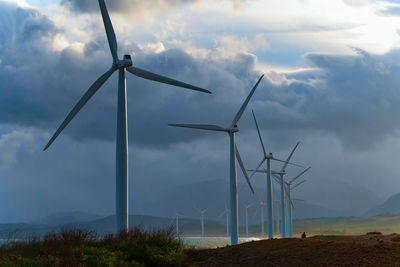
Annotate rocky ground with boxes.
[186,232,400,266]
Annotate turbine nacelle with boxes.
[116,54,133,68]
[228,125,239,133]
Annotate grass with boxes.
[0,227,185,266]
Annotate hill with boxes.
[186,233,400,266]
[365,193,400,217]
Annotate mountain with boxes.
[294,179,382,216]
[365,193,400,217]
[31,211,103,226]
[137,179,342,223]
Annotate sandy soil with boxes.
[186,232,400,266]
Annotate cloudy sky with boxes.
[2,0,400,222]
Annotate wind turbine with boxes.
[250,110,303,239]
[273,167,310,237]
[43,0,211,234]
[285,179,307,237]
[273,142,300,238]
[218,202,230,238]
[243,203,252,238]
[169,75,264,245]
[175,213,185,237]
[195,207,208,239]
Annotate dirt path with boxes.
[186,233,400,266]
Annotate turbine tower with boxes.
[169,75,264,245]
[260,201,265,237]
[275,199,280,236]
[43,0,211,234]
[250,110,303,239]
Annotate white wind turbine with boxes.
[194,207,208,239]
[169,75,264,245]
[43,0,211,234]
[250,110,303,239]
[243,203,252,238]
[274,142,300,238]
[218,202,230,239]
[175,213,185,237]
[273,167,310,237]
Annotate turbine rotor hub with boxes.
[116,54,133,68]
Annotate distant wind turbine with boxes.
[43,0,211,234]
[243,203,252,238]
[169,75,264,245]
[218,202,230,238]
[250,110,304,239]
[194,207,208,239]
[175,213,184,237]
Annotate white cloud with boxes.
[0,129,36,169]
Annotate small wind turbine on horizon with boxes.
[243,203,252,238]
[249,110,304,239]
[169,75,264,245]
[175,213,185,237]
[194,207,208,239]
[218,202,230,239]
[43,0,211,234]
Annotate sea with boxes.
[180,236,261,248]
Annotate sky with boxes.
[2,0,400,222]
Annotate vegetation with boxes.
[0,227,185,266]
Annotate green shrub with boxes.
[0,227,184,266]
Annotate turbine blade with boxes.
[291,180,306,190]
[98,0,118,62]
[252,110,267,157]
[44,66,116,151]
[168,124,228,132]
[235,144,255,194]
[272,175,281,184]
[247,169,267,173]
[290,167,311,184]
[230,74,264,127]
[218,210,226,218]
[281,142,300,172]
[250,158,266,178]
[272,157,305,168]
[127,66,211,94]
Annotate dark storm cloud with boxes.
[2,1,400,152]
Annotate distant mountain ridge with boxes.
[365,193,400,217]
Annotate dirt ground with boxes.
[186,232,400,266]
